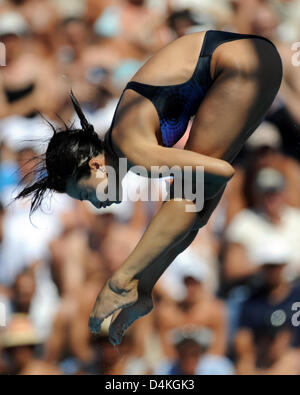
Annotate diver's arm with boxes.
[126,141,235,179]
[110,142,234,287]
[88,139,234,329]
[139,143,234,199]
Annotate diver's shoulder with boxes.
[172,30,207,49]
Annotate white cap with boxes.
[255,167,286,194]
[180,262,208,283]
[252,236,292,265]
[169,326,214,348]
[246,122,282,150]
[0,115,53,154]
[0,12,29,37]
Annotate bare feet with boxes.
[88,278,139,335]
[108,291,153,346]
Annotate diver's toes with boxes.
[88,316,102,334]
[109,322,124,346]
[109,334,121,346]
[109,326,122,346]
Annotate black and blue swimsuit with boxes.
[104,30,274,154]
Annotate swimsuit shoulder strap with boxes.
[104,89,127,158]
[104,81,158,157]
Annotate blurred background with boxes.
[1,0,300,375]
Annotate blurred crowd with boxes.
[1,0,300,375]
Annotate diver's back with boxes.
[130,32,207,87]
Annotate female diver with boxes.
[17,30,282,345]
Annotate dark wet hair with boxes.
[15,91,104,214]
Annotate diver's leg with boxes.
[186,38,282,228]
[89,227,197,336]
[88,199,198,335]
[108,229,199,345]
[186,38,282,163]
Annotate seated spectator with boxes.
[94,0,171,58]
[234,240,300,374]
[231,0,279,38]
[176,272,227,356]
[0,314,62,375]
[2,269,59,342]
[95,330,151,375]
[236,328,300,375]
[86,0,113,24]
[225,141,300,225]
[275,40,300,160]
[0,11,58,119]
[160,228,220,294]
[167,9,215,38]
[154,327,234,375]
[1,0,59,33]
[224,167,300,286]
[154,264,228,362]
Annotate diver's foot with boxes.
[88,278,139,335]
[108,292,154,346]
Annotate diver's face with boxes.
[66,174,118,209]
[65,155,120,209]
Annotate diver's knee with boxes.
[204,171,233,200]
[191,211,210,230]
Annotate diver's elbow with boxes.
[220,161,235,180]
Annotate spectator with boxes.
[177,274,227,356]
[154,327,234,375]
[225,133,300,225]
[167,9,212,38]
[1,269,59,341]
[234,237,300,374]
[224,168,300,286]
[94,0,171,58]
[0,10,58,119]
[0,314,62,375]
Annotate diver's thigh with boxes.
[186,41,282,163]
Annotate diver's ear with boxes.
[88,155,105,174]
